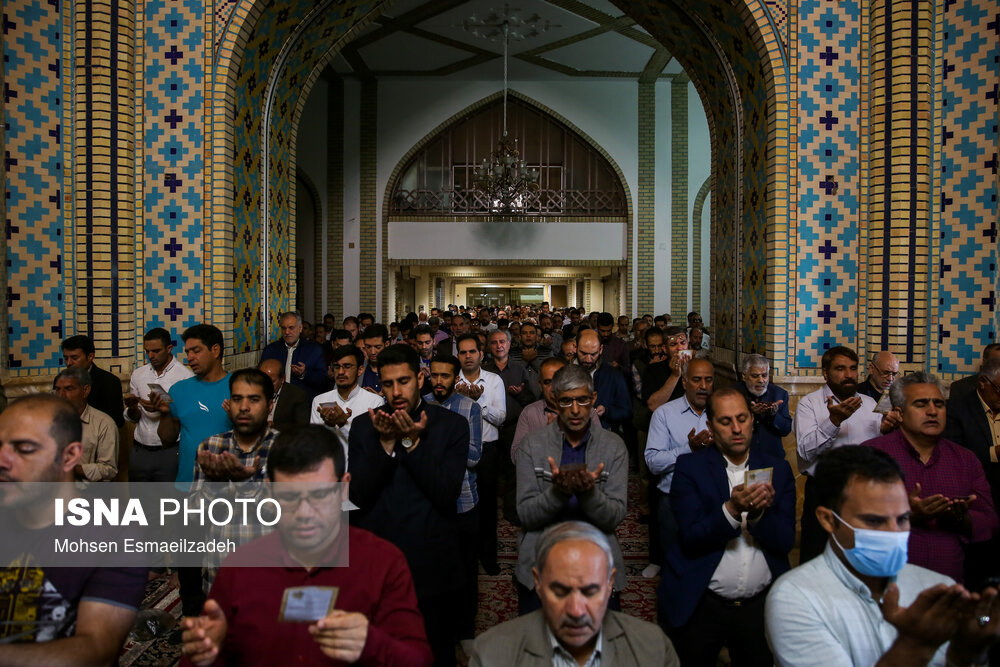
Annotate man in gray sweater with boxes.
[515,364,629,615]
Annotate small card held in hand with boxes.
[746,467,773,486]
[278,586,339,622]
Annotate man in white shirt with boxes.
[645,355,715,570]
[124,327,193,482]
[794,345,897,561]
[456,332,506,575]
[766,445,1000,667]
[661,388,795,666]
[310,344,385,457]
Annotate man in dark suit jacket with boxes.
[944,355,1000,588]
[949,343,1000,401]
[348,344,468,667]
[577,330,630,430]
[258,358,310,431]
[659,388,795,667]
[59,334,125,427]
[259,312,328,396]
[736,353,791,460]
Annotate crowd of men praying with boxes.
[3,303,1000,666]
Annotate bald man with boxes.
[576,330,631,430]
[258,358,310,431]
[859,351,899,403]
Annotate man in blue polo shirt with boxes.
[152,323,232,618]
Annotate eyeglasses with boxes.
[556,396,594,408]
[331,363,357,371]
[874,366,899,378]
[273,486,339,510]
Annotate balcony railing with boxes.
[389,188,627,217]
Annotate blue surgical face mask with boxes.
[830,510,909,578]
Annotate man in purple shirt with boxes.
[864,372,998,581]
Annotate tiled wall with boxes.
[792,0,864,368]
[935,0,999,374]
[4,0,66,371]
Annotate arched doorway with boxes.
[214,0,788,363]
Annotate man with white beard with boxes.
[735,354,791,460]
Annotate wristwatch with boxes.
[400,437,415,451]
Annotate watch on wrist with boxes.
[400,437,414,451]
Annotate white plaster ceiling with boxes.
[333,0,673,81]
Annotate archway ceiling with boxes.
[331,0,678,81]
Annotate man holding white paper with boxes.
[659,388,795,666]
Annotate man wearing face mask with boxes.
[766,445,1000,667]
[794,346,900,562]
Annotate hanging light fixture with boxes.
[470,12,540,212]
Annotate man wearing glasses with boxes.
[515,364,628,616]
[180,425,433,666]
[859,350,900,403]
[310,345,385,451]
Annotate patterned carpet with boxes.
[120,474,657,666]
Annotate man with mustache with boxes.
[646,355,715,570]
[736,353,791,460]
[470,521,679,666]
[423,353,482,657]
[865,372,997,581]
[794,345,899,562]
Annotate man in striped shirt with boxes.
[190,368,279,592]
[423,353,482,656]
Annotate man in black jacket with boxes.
[348,344,469,666]
[60,335,125,428]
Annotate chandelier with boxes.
[468,9,541,212]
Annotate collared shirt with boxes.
[361,362,382,393]
[549,625,603,667]
[646,395,708,493]
[310,384,386,455]
[512,400,556,464]
[425,392,482,513]
[201,527,433,667]
[976,392,1000,462]
[560,429,592,513]
[125,357,193,446]
[191,428,280,591]
[710,458,772,598]
[283,339,300,382]
[459,368,506,442]
[865,429,999,581]
[765,542,951,667]
[794,385,882,476]
[79,404,119,481]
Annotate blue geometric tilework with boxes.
[231,0,379,353]
[764,0,790,51]
[4,0,65,369]
[266,0,379,333]
[937,0,999,374]
[141,0,205,347]
[794,0,862,368]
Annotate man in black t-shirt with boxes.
[0,394,146,661]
